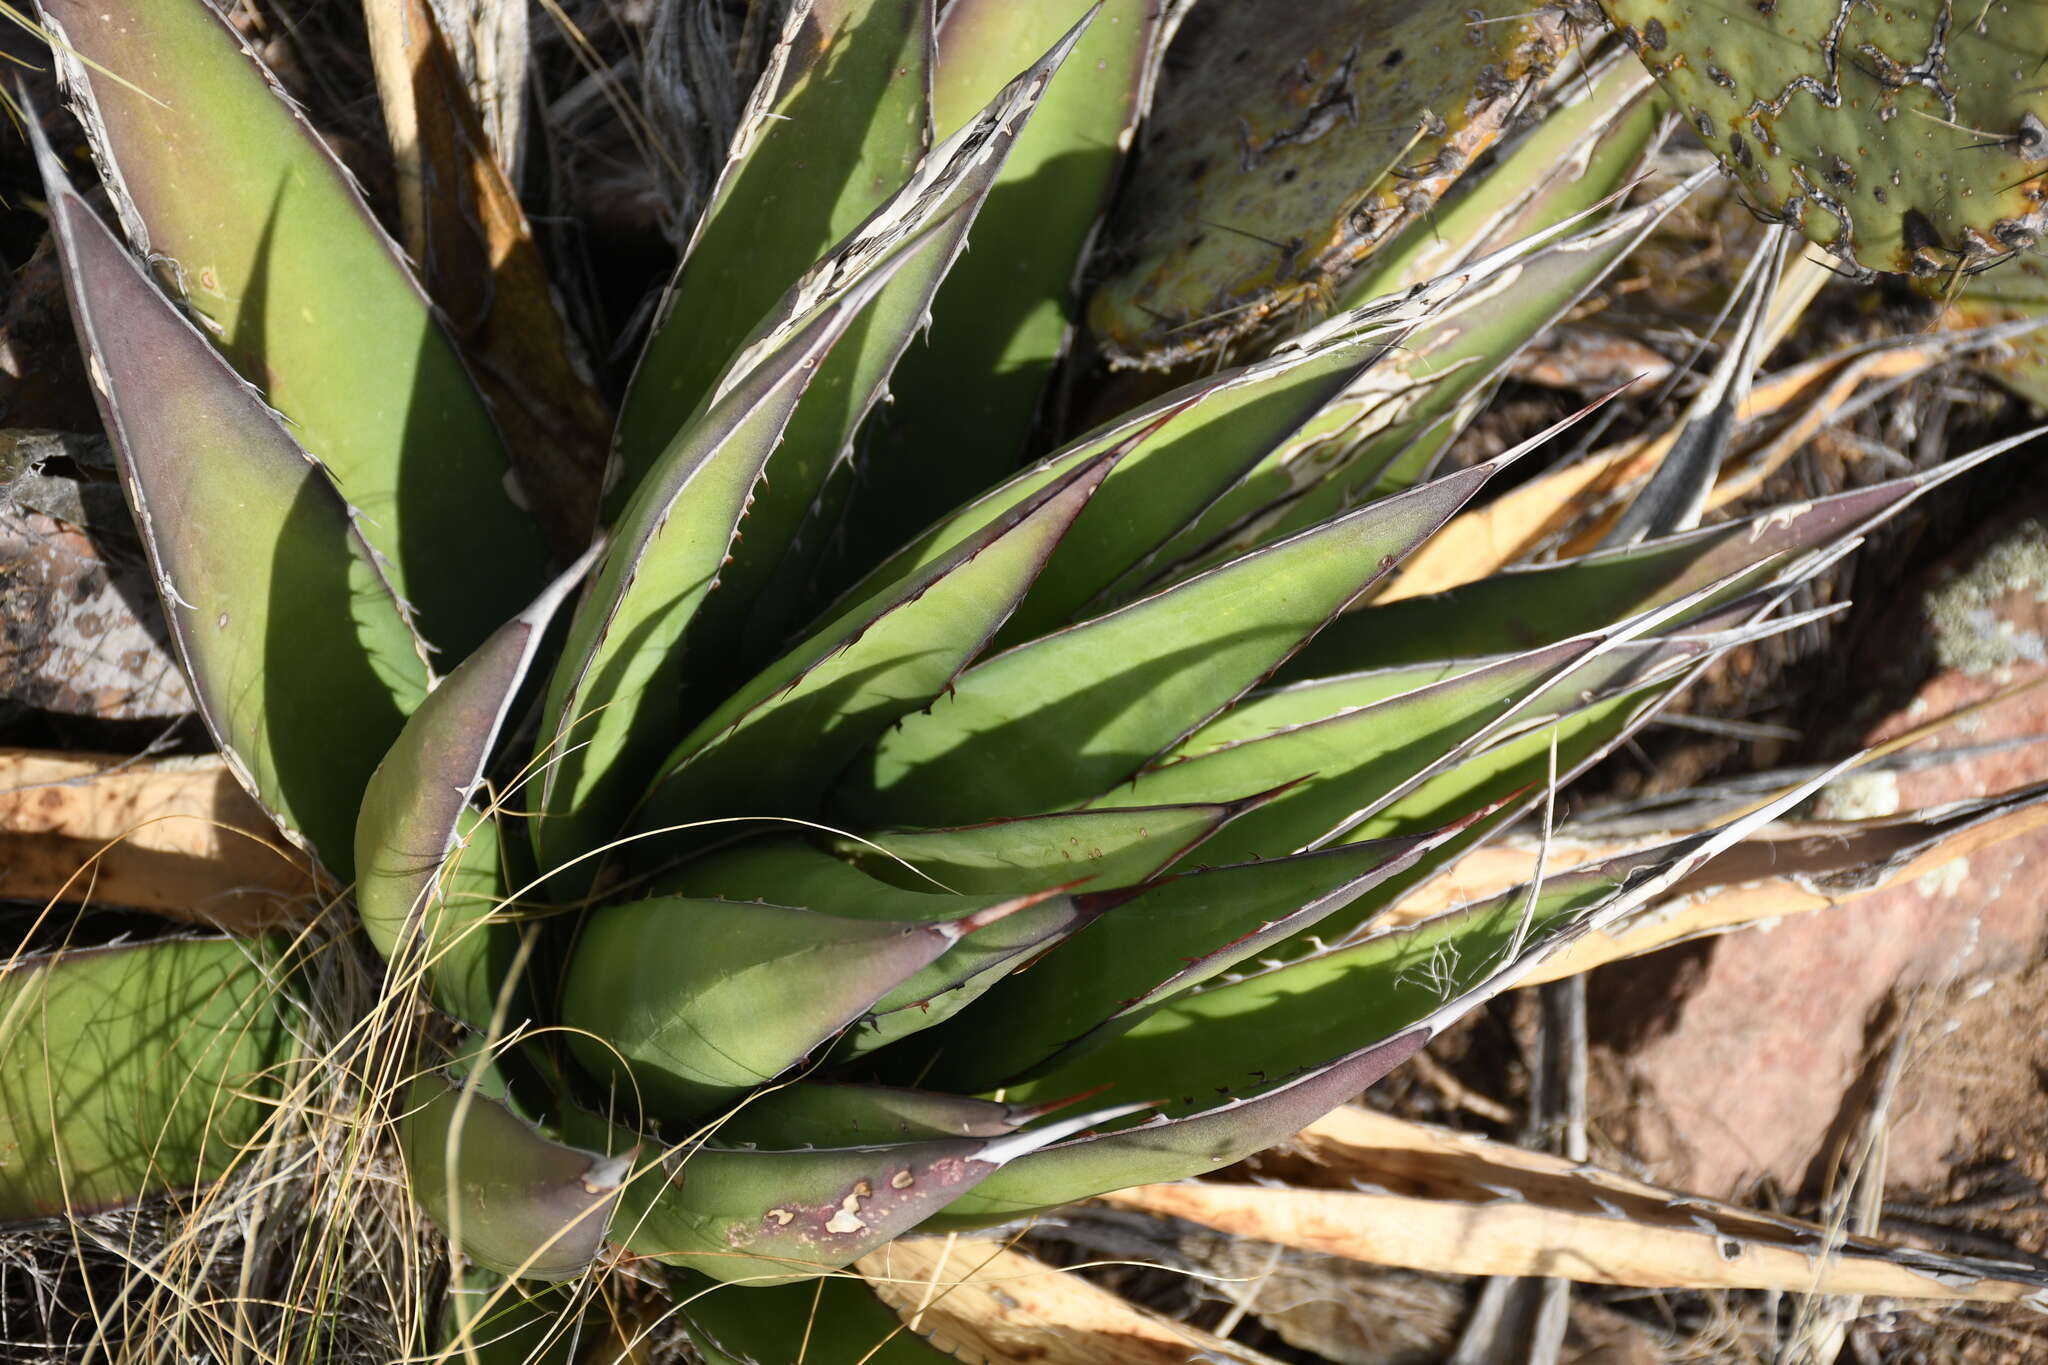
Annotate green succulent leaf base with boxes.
[4,0,2042,1359]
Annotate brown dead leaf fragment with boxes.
[365,0,611,558]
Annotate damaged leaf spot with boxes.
[824,1180,872,1235]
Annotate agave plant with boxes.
[3,0,2043,1360]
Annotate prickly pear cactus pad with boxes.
[1600,0,2048,278]
[1087,0,1573,368]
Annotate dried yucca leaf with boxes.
[1106,1105,2048,1303]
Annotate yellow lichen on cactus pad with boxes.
[1087,0,1574,369]
[1600,0,2048,278]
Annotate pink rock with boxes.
[1591,516,2048,1198]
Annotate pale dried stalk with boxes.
[0,748,317,929]
[857,1235,1285,1365]
[1104,1106,2048,1304]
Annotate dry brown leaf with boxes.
[0,748,318,928]
[857,1236,1283,1365]
[364,0,611,558]
[1104,1106,2048,1304]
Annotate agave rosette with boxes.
[4,0,2040,1357]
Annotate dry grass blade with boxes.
[364,0,613,558]
[0,922,440,1364]
[857,1235,1285,1365]
[1103,1105,2048,1303]
[0,748,318,928]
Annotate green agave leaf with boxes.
[837,0,1163,563]
[612,0,934,511]
[665,12,1095,676]
[879,915,1129,1059]
[1329,597,1805,853]
[837,455,1507,826]
[1286,429,2043,676]
[908,827,1473,1094]
[1131,177,1701,587]
[400,1072,626,1281]
[655,839,1114,1064]
[712,1083,1026,1147]
[1268,595,1837,968]
[39,0,547,661]
[561,896,1018,1121]
[35,117,427,877]
[1016,798,1832,1120]
[1299,603,1843,955]
[1286,674,1729,958]
[1192,563,1824,749]
[1332,48,1667,311]
[356,550,596,1028]
[1194,630,1729,762]
[1315,689,1668,936]
[1124,605,1771,868]
[999,353,1416,648]
[1175,658,1498,754]
[636,451,1114,836]
[922,1028,1430,1231]
[652,837,1091,1057]
[1111,635,1606,866]
[835,891,1086,1059]
[654,835,1016,920]
[826,303,1424,627]
[833,798,1262,895]
[546,23,1100,864]
[676,1269,957,1364]
[0,939,294,1218]
[535,244,921,877]
[577,1106,1127,1284]
[932,769,1844,1227]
